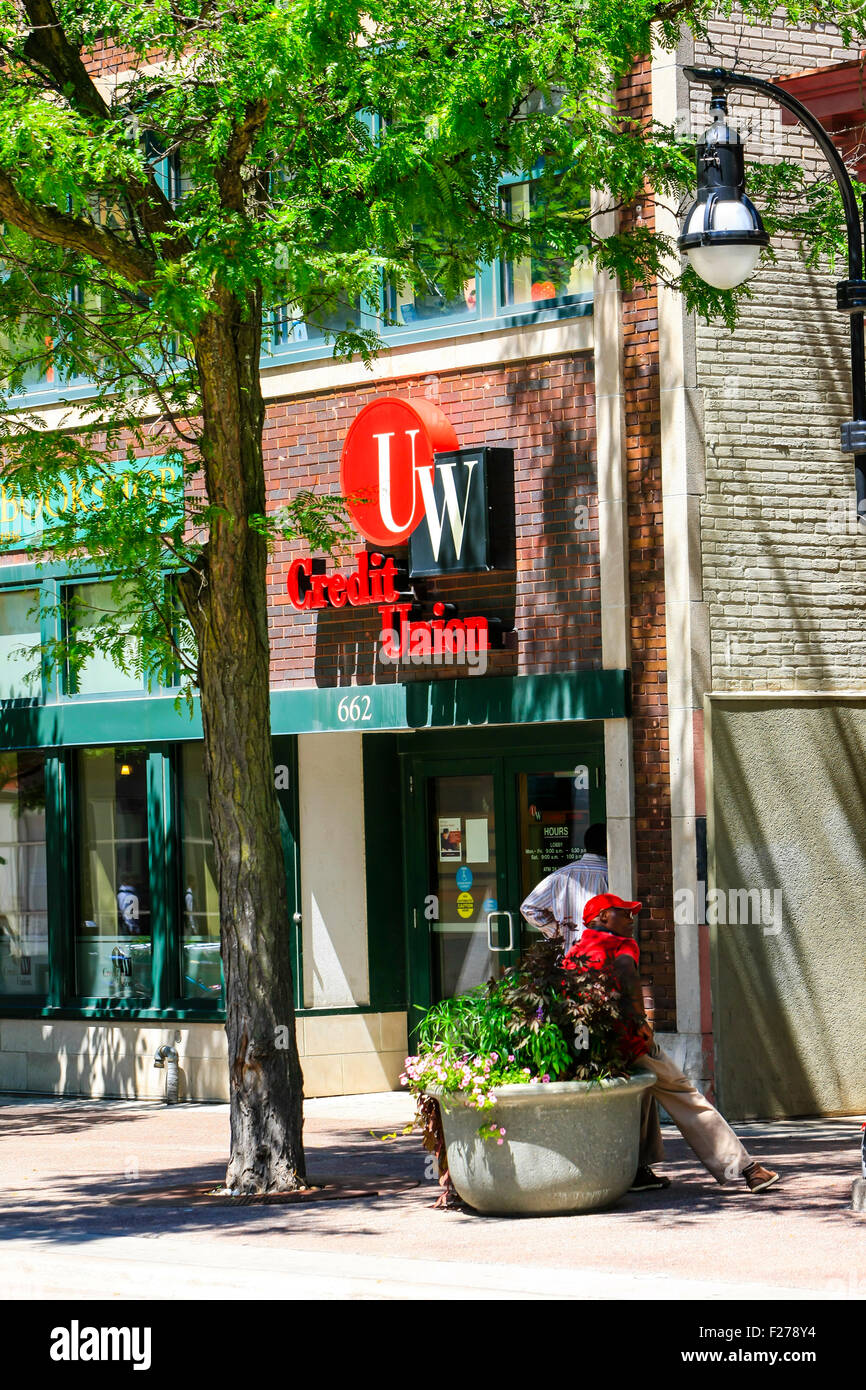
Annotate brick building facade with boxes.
[0,26,686,1095]
[620,60,676,1032]
[264,354,601,689]
[7,13,863,1116]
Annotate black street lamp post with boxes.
[680,66,866,519]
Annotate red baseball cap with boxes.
[583,893,642,926]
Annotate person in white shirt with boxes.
[117,882,140,935]
[519,823,608,952]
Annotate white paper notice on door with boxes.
[465,817,489,864]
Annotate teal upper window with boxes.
[271,294,362,348]
[264,160,592,364]
[499,176,592,310]
[388,258,479,330]
[0,589,41,700]
[64,580,147,697]
[145,136,184,205]
[10,137,592,401]
[0,566,182,709]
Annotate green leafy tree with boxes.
[0,0,861,1191]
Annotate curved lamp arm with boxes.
[684,64,866,515]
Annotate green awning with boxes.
[0,670,629,749]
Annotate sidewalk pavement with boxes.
[0,1090,862,1300]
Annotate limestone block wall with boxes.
[298,732,370,1010]
[706,696,866,1119]
[0,1012,408,1101]
[692,16,866,692]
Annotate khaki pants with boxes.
[638,1043,752,1184]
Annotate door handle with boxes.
[292,912,302,924]
[486,910,514,952]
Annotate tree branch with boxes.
[651,0,704,24]
[0,171,157,285]
[19,0,192,260]
[22,0,111,121]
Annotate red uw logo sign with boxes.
[340,397,459,547]
[287,395,513,670]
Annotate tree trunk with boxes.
[181,287,306,1193]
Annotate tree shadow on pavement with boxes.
[0,1110,860,1253]
[0,1097,220,1137]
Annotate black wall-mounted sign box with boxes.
[408,446,515,578]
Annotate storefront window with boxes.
[66,581,143,695]
[76,746,151,999]
[500,180,593,308]
[0,589,41,699]
[180,744,222,1002]
[0,753,48,996]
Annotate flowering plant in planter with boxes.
[401,937,650,1205]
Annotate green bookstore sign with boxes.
[0,457,182,549]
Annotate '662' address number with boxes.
[337,695,373,723]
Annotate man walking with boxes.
[567,893,780,1194]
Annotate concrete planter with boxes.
[431,1070,656,1215]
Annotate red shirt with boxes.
[561,928,648,1060]
[562,927,639,972]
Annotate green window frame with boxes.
[0,740,228,1019]
[0,714,304,1021]
[61,578,152,699]
[7,138,183,406]
[263,117,592,363]
[0,568,306,1023]
[0,570,184,705]
[0,749,50,1001]
[496,164,592,315]
[263,204,592,368]
[176,741,223,1006]
[0,584,45,701]
[48,741,227,1014]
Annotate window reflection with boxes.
[0,753,48,995]
[393,268,478,327]
[518,770,591,908]
[0,319,53,388]
[76,746,151,998]
[0,589,41,699]
[180,744,222,1001]
[271,296,361,347]
[66,581,143,695]
[500,181,592,308]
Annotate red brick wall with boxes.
[83,40,163,77]
[618,58,675,1031]
[264,354,601,686]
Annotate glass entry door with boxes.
[404,738,605,1016]
[427,770,515,999]
[513,767,594,924]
